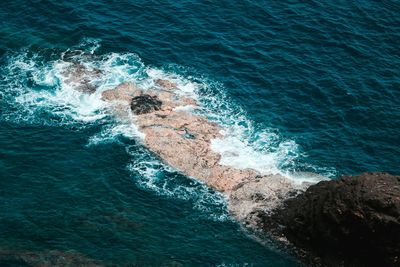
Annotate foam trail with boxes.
[127,146,230,221]
[88,122,145,146]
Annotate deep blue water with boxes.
[1,1,399,266]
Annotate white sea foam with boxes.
[173,105,197,112]
[211,137,282,176]
[88,122,145,146]
[1,50,107,125]
[127,147,229,221]
[146,68,199,99]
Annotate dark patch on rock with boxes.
[155,114,167,119]
[130,94,162,115]
[259,172,400,267]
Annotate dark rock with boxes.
[262,172,400,266]
[130,94,162,115]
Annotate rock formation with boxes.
[255,172,400,267]
[62,65,399,266]
[100,78,306,217]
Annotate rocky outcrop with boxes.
[256,172,400,267]
[99,81,306,204]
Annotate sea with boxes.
[0,1,399,266]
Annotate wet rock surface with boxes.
[230,175,307,223]
[259,172,400,267]
[154,79,177,90]
[101,82,139,102]
[61,63,101,94]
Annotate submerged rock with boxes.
[75,81,97,94]
[155,79,177,90]
[130,94,162,115]
[0,248,103,266]
[61,63,102,94]
[258,172,400,267]
[61,50,94,62]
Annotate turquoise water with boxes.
[1,1,399,266]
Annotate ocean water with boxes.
[0,1,399,266]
